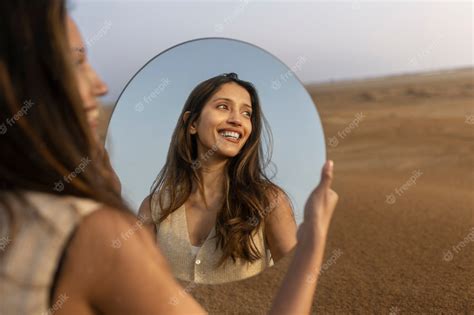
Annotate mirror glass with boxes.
[105,38,326,283]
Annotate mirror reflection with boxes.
[106,38,326,284]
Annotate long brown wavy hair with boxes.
[150,73,292,266]
[0,0,129,260]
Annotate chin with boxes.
[215,149,240,159]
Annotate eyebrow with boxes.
[212,97,252,109]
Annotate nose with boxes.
[227,110,242,126]
[90,68,109,97]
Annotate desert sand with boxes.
[100,67,473,314]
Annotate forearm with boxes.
[269,223,328,315]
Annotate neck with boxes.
[191,157,227,206]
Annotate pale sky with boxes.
[72,0,473,103]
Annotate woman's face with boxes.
[66,16,108,133]
[190,82,253,160]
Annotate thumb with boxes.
[319,160,334,191]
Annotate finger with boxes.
[319,160,334,190]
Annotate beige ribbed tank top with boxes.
[0,191,102,315]
[150,192,274,284]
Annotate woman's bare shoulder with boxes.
[138,195,158,237]
[265,186,294,218]
[138,195,153,222]
[54,206,205,314]
[63,206,164,274]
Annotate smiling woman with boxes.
[106,38,327,225]
[106,37,330,288]
[138,73,297,284]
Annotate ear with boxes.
[183,111,196,134]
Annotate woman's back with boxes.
[0,191,101,314]
[0,191,206,315]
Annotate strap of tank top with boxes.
[48,226,77,307]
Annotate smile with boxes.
[218,130,242,143]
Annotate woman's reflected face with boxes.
[190,82,253,159]
[66,16,108,133]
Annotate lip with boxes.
[219,134,240,144]
[89,120,99,130]
[218,130,243,144]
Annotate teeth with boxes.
[220,130,240,140]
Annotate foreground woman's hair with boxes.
[0,0,128,259]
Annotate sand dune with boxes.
[100,67,473,313]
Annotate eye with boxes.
[217,104,228,110]
[243,111,252,118]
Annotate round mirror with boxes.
[105,38,326,284]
